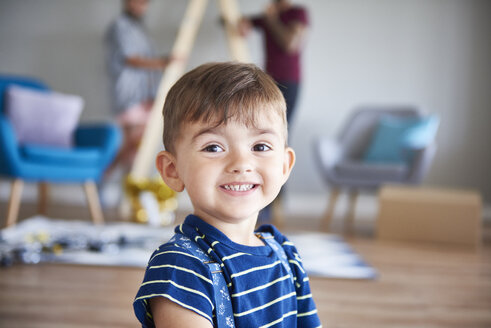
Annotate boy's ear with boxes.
[156,151,184,192]
[282,147,296,182]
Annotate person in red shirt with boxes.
[239,0,309,125]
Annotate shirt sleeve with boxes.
[250,15,265,29]
[292,7,309,26]
[112,18,139,58]
[133,243,216,327]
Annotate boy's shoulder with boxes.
[256,224,301,260]
[135,234,218,327]
[147,233,209,269]
[256,224,290,245]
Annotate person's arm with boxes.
[150,297,213,328]
[263,5,307,54]
[125,55,172,70]
[238,16,252,37]
[238,12,266,37]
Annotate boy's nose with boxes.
[226,150,253,174]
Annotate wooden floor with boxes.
[1,203,491,327]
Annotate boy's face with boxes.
[157,110,295,226]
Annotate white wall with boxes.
[1,0,490,202]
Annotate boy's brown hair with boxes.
[162,62,287,154]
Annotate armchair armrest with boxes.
[0,114,22,176]
[74,123,122,168]
[314,137,342,169]
[75,123,120,147]
[313,136,345,186]
[406,142,437,183]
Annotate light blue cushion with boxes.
[363,115,439,164]
[403,115,440,148]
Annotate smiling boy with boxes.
[134,62,321,327]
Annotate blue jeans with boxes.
[276,81,300,125]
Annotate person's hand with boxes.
[238,17,251,37]
[167,54,188,65]
[158,55,183,68]
[155,56,167,69]
[264,3,279,20]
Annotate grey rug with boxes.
[0,216,376,279]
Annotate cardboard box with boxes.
[377,185,482,248]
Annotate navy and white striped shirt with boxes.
[134,215,322,327]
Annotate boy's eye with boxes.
[253,143,272,152]
[202,144,224,153]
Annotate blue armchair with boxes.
[0,75,122,227]
[313,106,438,233]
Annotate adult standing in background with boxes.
[106,0,173,173]
[240,0,309,223]
[239,0,309,125]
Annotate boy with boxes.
[134,62,321,327]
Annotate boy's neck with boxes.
[194,213,264,247]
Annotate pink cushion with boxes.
[5,86,83,148]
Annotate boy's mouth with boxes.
[220,184,258,192]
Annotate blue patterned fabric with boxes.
[134,215,321,327]
[172,233,235,328]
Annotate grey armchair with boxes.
[313,106,438,233]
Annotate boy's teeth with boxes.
[224,184,254,191]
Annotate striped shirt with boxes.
[134,215,321,327]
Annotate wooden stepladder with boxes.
[122,0,251,221]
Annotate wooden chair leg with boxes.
[38,182,49,216]
[83,181,104,225]
[321,188,340,232]
[344,190,359,235]
[6,179,24,227]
